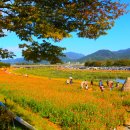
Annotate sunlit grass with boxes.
[0,93,60,130]
[14,67,130,80]
[0,67,130,129]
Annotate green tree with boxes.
[105,60,113,67]
[84,61,91,66]
[19,41,65,64]
[85,61,103,67]
[113,59,130,66]
[0,0,127,63]
[0,48,13,68]
[0,48,15,59]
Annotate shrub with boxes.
[0,106,12,130]
[0,62,10,68]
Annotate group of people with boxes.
[99,80,120,92]
[81,80,89,90]
[81,80,94,90]
[66,76,121,92]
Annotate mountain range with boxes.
[1,52,85,64]
[65,52,85,60]
[78,48,130,62]
[1,48,130,64]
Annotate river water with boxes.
[115,79,126,84]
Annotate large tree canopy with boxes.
[0,0,127,63]
[19,40,65,63]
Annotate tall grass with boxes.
[0,87,127,129]
[0,88,127,130]
[0,67,129,129]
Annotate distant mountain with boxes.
[1,52,85,64]
[114,48,130,59]
[2,58,28,64]
[2,58,49,64]
[64,52,85,60]
[78,48,130,62]
[2,49,130,64]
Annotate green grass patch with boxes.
[14,67,130,81]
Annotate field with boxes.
[0,66,130,129]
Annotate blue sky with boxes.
[0,0,130,58]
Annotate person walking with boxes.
[81,81,85,89]
[69,76,73,84]
[84,80,89,90]
[115,82,119,88]
[106,80,109,87]
[90,80,93,86]
[109,81,114,91]
[99,80,104,92]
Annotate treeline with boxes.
[0,62,10,68]
[84,59,130,67]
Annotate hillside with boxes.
[78,48,130,62]
[114,48,130,59]
[64,52,85,60]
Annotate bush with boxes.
[0,106,12,130]
[0,62,10,68]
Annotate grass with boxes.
[13,67,130,81]
[0,67,130,129]
[0,93,60,130]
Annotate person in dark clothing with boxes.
[69,76,73,84]
[106,80,109,87]
[115,82,119,88]
[90,80,93,86]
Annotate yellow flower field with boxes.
[0,68,129,130]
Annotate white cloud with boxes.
[6,46,21,52]
[6,46,22,58]
[2,29,10,35]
